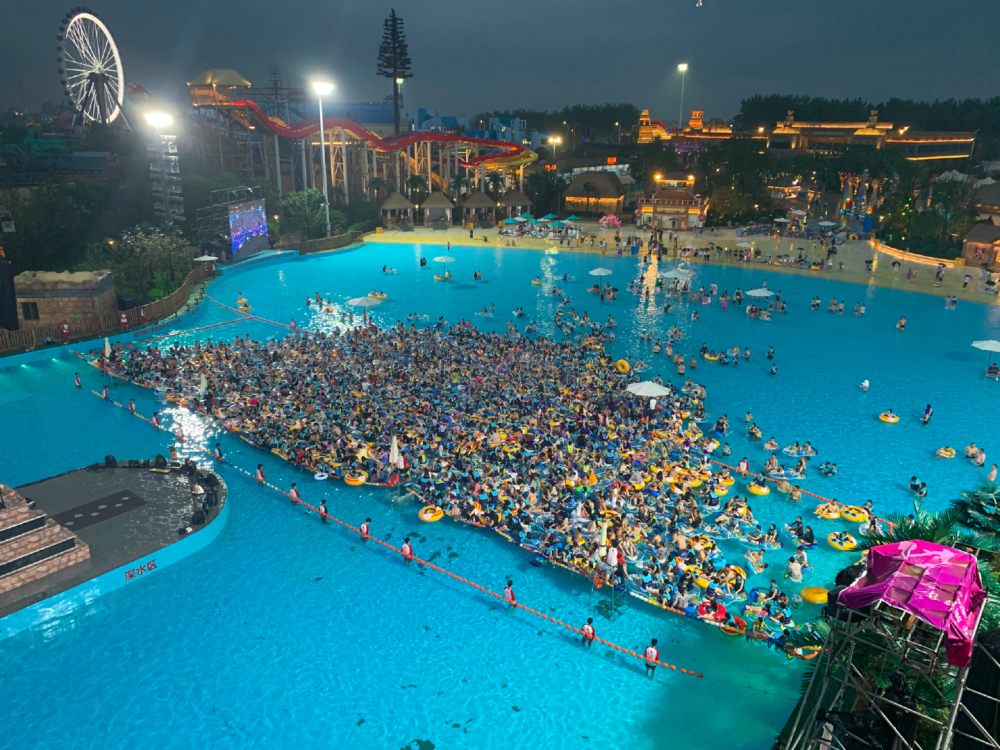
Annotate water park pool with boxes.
[2,242,998,750]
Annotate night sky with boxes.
[3,0,999,124]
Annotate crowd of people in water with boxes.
[87,302,856,653]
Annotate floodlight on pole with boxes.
[549,136,561,160]
[143,112,173,128]
[311,80,335,237]
[677,63,688,130]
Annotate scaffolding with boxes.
[192,186,263,260]
[786,597,1000,750]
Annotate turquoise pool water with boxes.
[2,243,997,750]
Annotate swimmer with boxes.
[644,638,660,677]
[581,617,596,648]
[769,364,777,375]
[401,537,414,561]
[814,500,839,517]
[503,579,516,607]
[359,518,371,539]
[936,447,955,459]
[763,437,779,451]
[766,347,774,359]
[897,316,907,331]
[921,404,933,425]
[860,379,869,392]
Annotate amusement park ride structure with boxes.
[187,68,537,204]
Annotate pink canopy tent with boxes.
[600,215,622,228]
[839,540,986,666]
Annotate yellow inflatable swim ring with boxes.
[720,477,735,486]
[828,533,857,551]
[531,279,542,285]
[747,484,770,496]
[419,505,444,522]
[323,307,335,313]
[879,413,899,423]
[433,274,447,282]
[368,292,388,300]
[840,506,868,523]
[344,471,368,486]
[704,354,719,361]
[616,359,630,374]
[801,586,829,604]
[714,485,729,497]
[936,447,956,458]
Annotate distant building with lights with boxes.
[635,172,705,229]
[634,108,976,162]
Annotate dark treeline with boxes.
[473,104,640,135]
[734,94,1000,159]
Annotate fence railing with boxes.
[0,263,209,354]
[288,231,364,255]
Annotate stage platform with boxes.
[0,461,227,622]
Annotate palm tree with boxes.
[583,182,597,217]
[450,175,470,200]
[950,482,1000,552]
[405,175,427,204]
[367,177,387,205]
[329,185,346,206]
[857,499,978,552]
[484,170,503,200]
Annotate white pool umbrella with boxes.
[746,288,775,297]
[736,242,754,248]
[818,221,836,227]
[589,268,613,276]
[389,435,400,465]
[193,255,218,262]
[791,210,807,216]
[103,337,111,358]
[660,270,690,279]
[348,296,381,307]
[626,381,671,397]
[973,340,1000,364]
[774,217,791,223]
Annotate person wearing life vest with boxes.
[74,372,81,388]
[359,518,371,540]
[503,580,516,607]
[102,386,109,400]
[318,499,328,524]
[120,312,128,329]
[129,399,136,413]
[581,617,596,648]
[644,638,660,677]
[401,537,414,561]
[255,464,265,484]
[288,482,300,502]
[213,443,223,462]
[151,411,160,427]
[62,320,70,340]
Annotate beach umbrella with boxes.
[193,255,218,262]
[791,210,807,216]
[528,219,543,225]
[566,215,581,221]
[774,217,790,224]
[660,269,690,279]
[103,337,111,358]
[432,255,455,276]
[199,374,208,395]
[520,213,535,219]
[972,340,1000,365]
[746,288,775,297]
[348,296,381,307]
[389,435,400,466]
[501,217,518,224]
[818,220,836,227]
[589,268,613,276]
[515,216,529,222]
[626,381,671,397]
[542,213,558,220]
[550,221,566,227]
[736,242,754,248]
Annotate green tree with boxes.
[376,9,413,134]
[406,175,428,204]
[83,224,197,304]
[483,171,502,200]
[524,171,568,216]
[950,483,1000,553]
[582,182,597,216]
[280,189,328,240]
[367,176,387,204]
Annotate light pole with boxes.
[677,63,688,129]
[615,121,620,144]
[549,136,561,162]
[311,80,335,237]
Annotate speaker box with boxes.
[191,510,206,525]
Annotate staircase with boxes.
[0,484,89,597]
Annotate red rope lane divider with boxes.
[709,459,897,531]
[130,318,246,346]
[205,294,322,335]
[89,390,704,678]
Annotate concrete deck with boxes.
[0,463,227,619]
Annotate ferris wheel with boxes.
[56,8,125,125]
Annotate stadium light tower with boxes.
[311,80,335,237]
